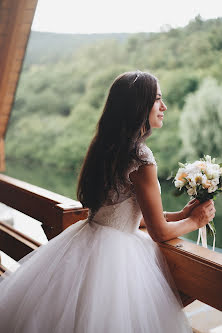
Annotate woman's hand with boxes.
[189,200,216,228]
[180,198,200,219]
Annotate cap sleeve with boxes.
[126,144,157,184]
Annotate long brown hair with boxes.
[77,71,157,212]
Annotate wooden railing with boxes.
[0,173,222,311]
[0,174,88,260]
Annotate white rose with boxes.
[187,187,197,196]
[211,178,219,186]
[175,180,184,188]
[208,185,218,193]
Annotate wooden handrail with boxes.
[158,237,222,311]
[0,220,41,261]
[0,173,89,239]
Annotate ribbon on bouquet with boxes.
[196,222,216,251]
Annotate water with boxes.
[3,160,222,250]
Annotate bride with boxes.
[0,71,215,332]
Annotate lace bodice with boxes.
[88,143,159,233]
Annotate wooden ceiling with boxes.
[0,0,38,171]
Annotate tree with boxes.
[179,78,222,161]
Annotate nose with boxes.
[161,101,167,111]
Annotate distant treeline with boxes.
[6,16,222,179]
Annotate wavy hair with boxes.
[77,71,157,212]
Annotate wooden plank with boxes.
[0,36,7,45]
[0,105,13,115]
[0,264,7,276]
[0,113,10,122]
[163,237,222,265]
[0,221,41,261]
[11,59,23,72]
[14,48,26,60]
[8,70,20,82]
[16,34,29,48]
[0,174,83,206]
[22,9,36,24]
[0,93,14,105]
[0,0,38,139]
[0,23,7,34]
[5,81,18,94]
[158,239,222,311]
[0,120,10,133]
[0,0,11,9]
[55,204,89,230]
[0,121,10,136]
[0,138,5,171]
[25,0,39,10]
[0,221,41,248]
[0,8,10,23]
[0,174,84,239]
[20,23,32,34]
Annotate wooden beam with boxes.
[0,0,11,9]
[55,204,89,230]
[0,263,8,276]
[0,220,41,261]
[0,137,5,171]
[158,238,222,311]
[0,174,88,239]
[0,0,38,138]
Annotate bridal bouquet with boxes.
[174,155,222,251]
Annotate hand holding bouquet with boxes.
[174,155,222,251]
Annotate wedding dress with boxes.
[0,143,192,332]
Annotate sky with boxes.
[32,0,222,34]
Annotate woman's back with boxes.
[88,143,157,233]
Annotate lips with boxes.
[158,115,164,119]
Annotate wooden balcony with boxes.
[0,172,221,316]
[0,173,88,260]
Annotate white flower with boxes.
[175,157,221,198]
[187,187,197,196]
[175,169,188,186]
[205,164,220,179]
[208,185,218,193]
[175,180,185,189]
[204,155,212,163]
[188,172,203,186]
[202,175,212,189]
[211,178,220,186]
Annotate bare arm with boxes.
[130,164,215,242]
[163,211,183,222]
[164,198,201,222]
[140,211,183,227]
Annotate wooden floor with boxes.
[184,300,222,333]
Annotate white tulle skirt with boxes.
[0,219,192,333]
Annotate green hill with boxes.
[6,16,222,179]
[23,31,131,67]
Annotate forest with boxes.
[6,16,222,181]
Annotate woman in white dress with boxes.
[0,71,215,333]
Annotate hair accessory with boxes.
[132,72,140,84]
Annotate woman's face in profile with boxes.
[149,83,167,128]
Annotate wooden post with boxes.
[0,0,38,142]
[0,137,5,171]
